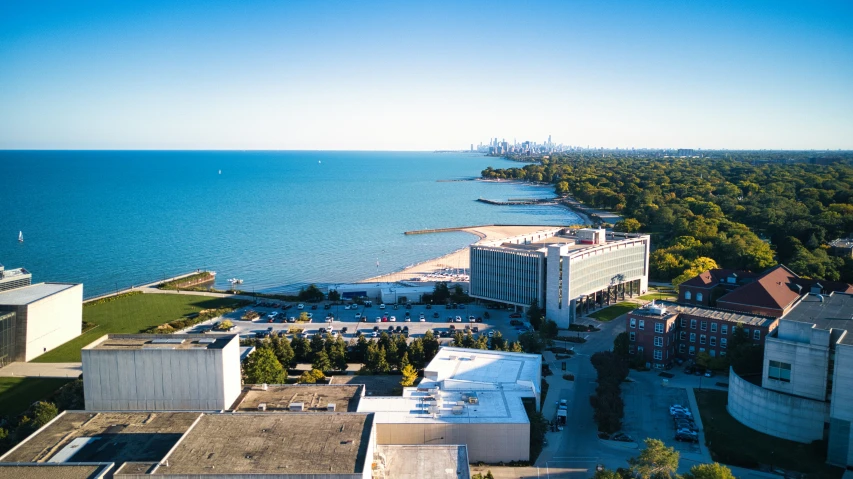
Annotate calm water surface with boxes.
[0,151,579,297]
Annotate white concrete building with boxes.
[0,282,83,362]
[357,347,542,463]
[81,334,241,411]
[470,228,650,326]
[0,264,32,292]
[727,292,853,468]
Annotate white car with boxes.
[344,305,351,310]
[330,331,338,338]
[375,317,382,322]
[488,331,494,338]
[390,316,396,322]
[468,316,475,322]
[297,304,305,310]
[455,316,462,322]
[355,313,362,319]
[379,304,386,309]
[372,331,379,338]
[419,317,426,322]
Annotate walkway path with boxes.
[0,362,82,378]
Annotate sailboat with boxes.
[18,231,23,243]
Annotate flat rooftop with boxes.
[83,334,235,351]
[358,388,529,424]
[153,413,373,475]
[630,301,777,327]
[784,293,853,345]
[1,412,200,464]
[231,384,363,412]
[0,464,111,479]
[0,267,30,279]
[376,445,470,479]
[425,347,542,393]
[490,231,647,255]
[0,282,79,305]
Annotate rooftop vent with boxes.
[289,402,304,412]
[258,403,266,411]
[452,405,464,415]
[327,403,336,412]
[197,338,216,344]
[151,338,185,344]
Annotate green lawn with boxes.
[695,389,843,478]
[0,377,72,418]
[587,302,637,322]
[638,292,676,301]
[34,294,243,363]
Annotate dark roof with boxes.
[679,269,758,289]
[716,265,804,312]
[784,293,853,345]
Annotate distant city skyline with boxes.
[1,1,852,150]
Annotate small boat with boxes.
[218,169,222,175]
[18,231,23,243]
[228,278,243,285]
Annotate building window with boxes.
[753,330,761,341]
[721,338,727,349]
[721,324,728,335]
[690,333,696,343]
[655,323,664,333]
[720,351,726,357]
[691,319,697,329]
[701,321,707,331]
[697,292,703,301]
[629,332,636,342]
[679,331,686,340]
[680,318,686,328]
[700,335,706,345]
[744,328,750,337]
[685,291,692,300]
[710,349,716,357]
[654,336,663,347]
[699,347,706,353]
[768,360,792,382]
[654,350,662,360]
[639,320,645,330]
[630,318,636,328]
[638,346,644,355]
[689,346,696,356]
[679,344,685,353]
[711,323,717,333]
[710,336,716,346]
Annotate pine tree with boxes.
[312,350,332,372]
[244,348,287,384]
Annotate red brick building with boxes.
[678,264,853,318]
[627,302,778,369]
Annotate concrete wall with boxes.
[762,333,830,402]
[373,422,529,463]
[23,284,83,361]
[829,344,853,467]
[83,342,241,411]
[728,367,829,444]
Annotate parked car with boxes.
[472,327,479,333]
[509,313,522,318]
[510,319,522,326]
[297,304,304,310]
[669,405,692,416]
[684,365,695,374]
[455,316,462,322]
[375,317,382,323]
[476,317,483,323]
[389,316,396,322]
[433,312,440,318]
[379,304,386,309]
[341,327,348,334]
[324,304,331,310]
[675,431,698,443]
[355,313,362,319]
[372,331,379,338]
[373,326,379,331]
[449,325,456,330]
[426,304,432,309]
[704,370,715,378]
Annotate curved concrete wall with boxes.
[727,367,829,443]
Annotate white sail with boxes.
[18,231,23,242]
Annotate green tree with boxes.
[329,339,348,371]
[400,364,418,387]
[216,319,234,331]
[540,319,558,339]
[510,341,523,352]
[432,282,451,304]
[672,257,719,288]
[613,332,629,359]
[363,342,390,374]
[518,331,548,354]
[298,311,311,322]
[298,284,325,302]
[592,469,623,479]
[628,438,680,479]
[490,330,506,351]
[422,330,440,362]
[408,339,426,370]
[312,350,332,372]
[527,300,544,330]
[683,463,736,479]
[614,218,642,233]
[32,401,58,428]
[328,289,341,301]
[292,336,311,363]
[271,335,295,368]
[243,348,287,384]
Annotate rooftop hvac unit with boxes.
[327,403,336,412]
[428,406,438,414]
[258,403,267,411]
[456,401,465,407]
[448,355,457,360]
[151,338,185,344]
[262,383,268,391]
[452,405,464,415]
[289,402,304,412]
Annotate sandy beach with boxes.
[360,225,567,283]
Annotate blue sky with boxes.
[1,0,851,150]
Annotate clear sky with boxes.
[1,0,851,150]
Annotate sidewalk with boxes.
[0,362,82,378]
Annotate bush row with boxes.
[589,351,629,434]
[141,302,249,334]
[158,272,215,290]
[84,290,142,307]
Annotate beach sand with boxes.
[360,225,565,283]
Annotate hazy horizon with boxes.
[2,1,852,150]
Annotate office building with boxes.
[627,301,778,369]
[81,334,242,411]
[470,228,650,326]
[358,347,541,463]
[0,282,83,363]
[829,238,853,258]
[0,265,32,292]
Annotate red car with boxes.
[509,313,522,318]
[381,316,388,322]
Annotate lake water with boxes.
[0,151,579,297]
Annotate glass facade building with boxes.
[0,311,16,368]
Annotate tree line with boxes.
[483,154,853,283]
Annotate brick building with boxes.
[627,301,778,369]
[678,264,853,318]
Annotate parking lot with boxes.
[622,376,702,456]
[181,300,529,345]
